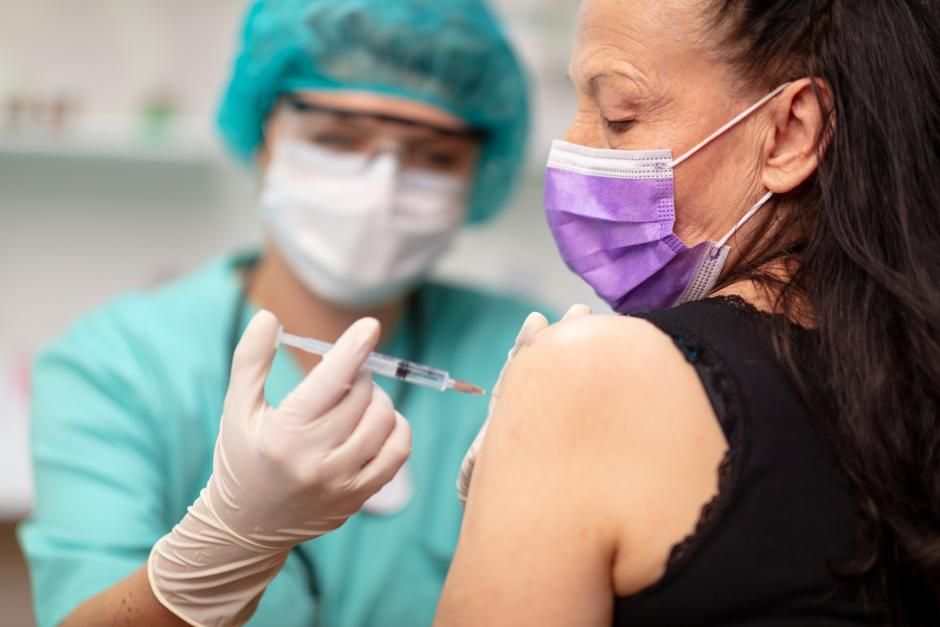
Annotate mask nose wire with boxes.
[669,82,791,169]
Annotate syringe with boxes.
[277,327,486,395]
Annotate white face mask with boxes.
[260,139,468,308]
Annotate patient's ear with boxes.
[760,78,831,194]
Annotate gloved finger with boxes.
[227,310,281,410]
[505,306,589,364]
[457,451,474,505]
[456,422,487,505]
[512,312,550,354]
[461,420,489,471]
[328,385,397,473]
[283,374,372,442]
[354,412,412,495]
[562,303,592,320]
[493,317,541,398]
[281,317,381,420]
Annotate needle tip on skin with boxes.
[453,380,486,396]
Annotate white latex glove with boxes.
[457,304,592,505]
[149,311,411,627]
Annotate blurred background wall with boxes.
[0,1,595,624]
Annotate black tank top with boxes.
[614,297,886,626]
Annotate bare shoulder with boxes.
[437,315,686,626]
[496,313,698,426]
[486,313,729,595]
[488,312,723,473]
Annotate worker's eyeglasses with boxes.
[274,96,486,175]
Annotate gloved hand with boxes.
[149,311,411,627]
[457,304,591,506]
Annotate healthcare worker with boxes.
[18,1,545,626]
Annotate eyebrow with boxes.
[588,68,645,94]
[570,53,647,93]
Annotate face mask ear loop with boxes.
[715,190,775,249]
[669,83,791,169]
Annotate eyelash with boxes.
[604,118,636,133]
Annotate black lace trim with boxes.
[702,294,815,333]
[699,294,780,321]
[664,448,734,569]
[617,298,751,604]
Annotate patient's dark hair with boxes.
[710,1,940,623]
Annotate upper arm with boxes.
[19,318,170,627]
[434,314,727,627]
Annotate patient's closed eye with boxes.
[604,118,636,134]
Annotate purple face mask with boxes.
[544,84,787,313]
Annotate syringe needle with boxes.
[451,380,486,396]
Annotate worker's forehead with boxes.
[289,90,470,132]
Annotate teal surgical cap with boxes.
[217,0,530,223]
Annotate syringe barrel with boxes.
[280,329,452,391]
[365,354,449,391]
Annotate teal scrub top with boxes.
[19,253,550,627]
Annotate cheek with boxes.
[672,162,710,241]
[471,144,484,166]
[455,145,483,179]
[457,158,478,179]
[259,116,287,164]
[671,145,755,243]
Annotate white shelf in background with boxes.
[0,116,220,167]
[0,134,218,167]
